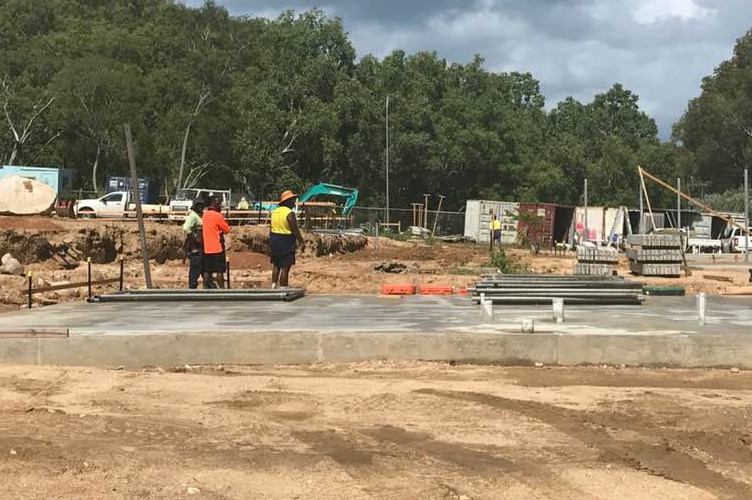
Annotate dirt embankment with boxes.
[0,219,368,266]
[0,217,379,308]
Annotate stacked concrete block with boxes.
[574,246,618,276]
[626,234,682,277]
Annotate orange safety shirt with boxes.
[202,209,230,254]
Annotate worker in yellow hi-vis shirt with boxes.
[269,190,306,288]
[490,214,502,250]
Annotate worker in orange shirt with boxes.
[202,196,230,289]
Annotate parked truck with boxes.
[721,226,752,253]
[168,188,231,222]
[74,191,167,219]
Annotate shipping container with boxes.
[464,200,519,244]
[105,176,160,204]
[0,165,73,196]
[518,203,575,248]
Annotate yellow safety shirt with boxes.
[491,219,501,231]
[271,206,293,235]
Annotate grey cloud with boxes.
[180,0,752,138]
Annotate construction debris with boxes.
[468,274,645,305]
[626,234,683,277]
[703,274,734,283]
[0,253,24,276]
[574,246,618,276]
[371,261,418,274]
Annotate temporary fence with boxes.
[59,199,467,236]
[23,255,240,308]
[350,206,465,236]
[24,258,125,308]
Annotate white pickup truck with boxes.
[74,191,167,219]
[721,226,752,253]
[168,188,231,222]
[684,235,722,254]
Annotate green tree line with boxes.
[1,0,749,211]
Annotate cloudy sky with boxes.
[182,0,752,139]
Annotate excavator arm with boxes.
[298,183,359,216]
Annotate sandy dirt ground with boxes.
[2,215,752,310]
[0,362,750,499]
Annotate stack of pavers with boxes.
[626,233,682,277]
[574,246,618,276]
[468,274,645,305]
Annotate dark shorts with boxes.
[204,252,226,273]
[493,229,502,241]
[269,233,296,268]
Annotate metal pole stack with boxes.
[468,274,645,305]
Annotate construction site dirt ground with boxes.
[1,362,751,499]
[1,216,752,309]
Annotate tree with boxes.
[676,29,752,192]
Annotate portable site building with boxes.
[0,165,72,196]
[464,200,519,244]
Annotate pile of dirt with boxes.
[0,230,54,264]
[233,226,367,257]
[72,227,121,264]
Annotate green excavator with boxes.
[297,183,359,217]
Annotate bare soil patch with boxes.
[1,363,750,499]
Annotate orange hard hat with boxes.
[279,189,298,203]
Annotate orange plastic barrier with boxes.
[419,285,454,295]
[381,284,416,295]
[457,288,468,296]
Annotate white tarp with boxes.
[0,175,57,215]
[575,207,605,243]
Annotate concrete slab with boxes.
[1,295,752,368]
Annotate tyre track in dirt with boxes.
[362,425,602,500]
[417,388,752,500]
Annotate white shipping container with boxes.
[464,200,519,244]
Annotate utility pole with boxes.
[431,195,445,237]
[677,178,681,231]
[583,178,588,242]
[124,124,153,289]
[639,177,644,233]
[746,168,749,262]
[385,95,390,225]
[423,193,430,231]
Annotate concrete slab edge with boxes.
[1,331,751,369]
